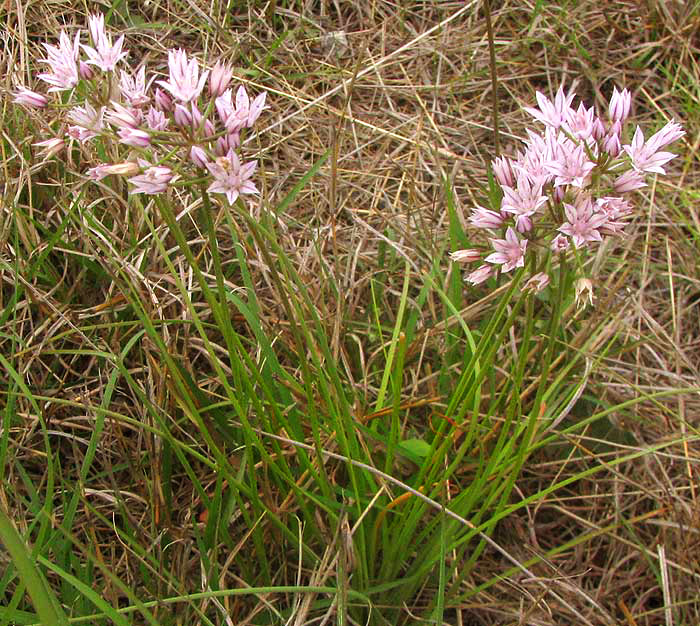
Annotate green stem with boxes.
[483,0,500,156]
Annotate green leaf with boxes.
[398,438,431,460]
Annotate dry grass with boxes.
[2,0,700,624]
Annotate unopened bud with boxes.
[450,248,481,263]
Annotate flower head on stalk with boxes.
[456,82,684,294]
[11,15,269,211]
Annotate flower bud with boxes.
[117,127,151,147]
[107,102,142,128]
[88,161,140,180]
[603,131,621,157]
[154,88,173,112]
[450,249,481,263]
[209,61,232,98]
[491,156,514,187]
[79,61,95,80]
[613,169,646,193]
[227,131,240,149]
[33,137,65,158]
[203,119,216,137]
[608,87,631,123]
[13,87,48,109]
[174,103,193,127]
[145,107,169,131]
[190,102,203,130]
[215,135,229,156]
[591,116,606,141]
[189,145,209,168]
[465,265,492,285]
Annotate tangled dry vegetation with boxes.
[2,0,700,624]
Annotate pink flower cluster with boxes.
[13,14,266,203]
[451,84,684,288]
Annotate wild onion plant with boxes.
[451,84,684,297]
[5,11,688,626]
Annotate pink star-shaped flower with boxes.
[206,148,258,204]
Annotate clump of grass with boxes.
[1,1,699,625]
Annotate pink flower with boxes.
[545,141,596,188]
[190,102,204,130]
[523,84,575,129]
[646,120,685,153]
[515,128,557,187]
[37,30,81,92]
[215,89,234,125]
[523,272,550,293]
[466,265,492,285]
[13,87,48,108]
[67,103,105,141]
[33,137,65,158]
[209,61,232,97]
[566,102,596,141]
[595,196,632,234]
[558,196,608,248]
[118,127,151,147]
[469,205,503,230]
[485,227,528,272]
[246,90,267,127]
[492,156,515,187]
[450,249,481,263]
[550,234,570,252]
[79,61,94,80]
[206,148,258,204]
[157,49,209,103]
[128,164,173,194]
[608,87,631,123]
[174,104,193,128]
[591,116,606,141]
[215,132,241,156]
[501,172,548,232]
[88,161,140,180]
[119,66,151,107]
[623,126,679,174]
[203,118,216,137]
[83,13,128,72]
[219,86,266,131]
[145,106,169,131]
[613,169,647,193]
[106,102,142,128]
